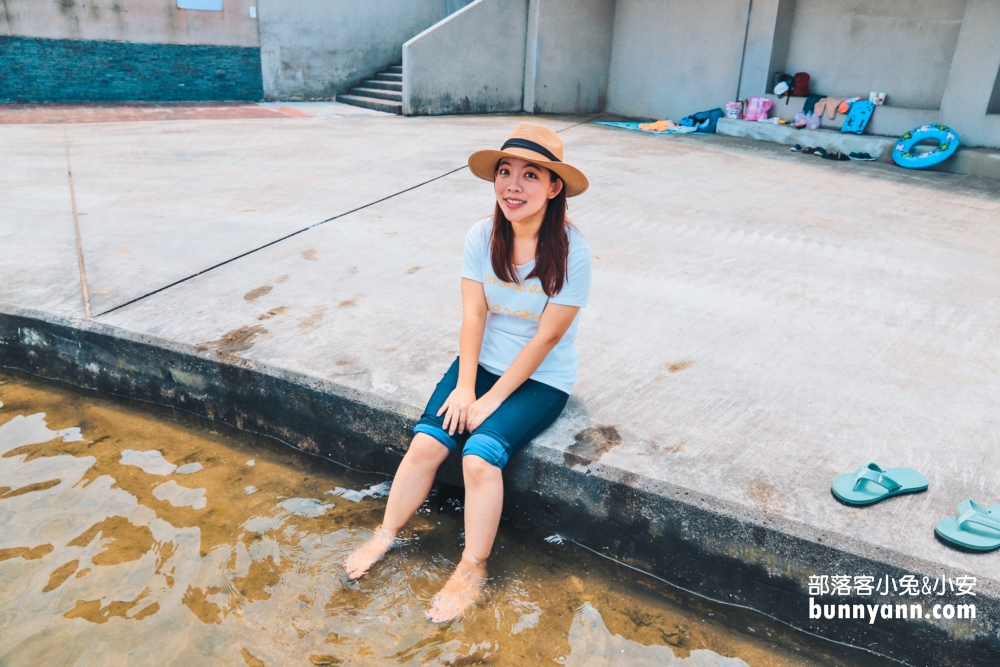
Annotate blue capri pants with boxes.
[413,358,569,469]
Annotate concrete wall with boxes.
[781,0,967,110]
[0,0,260,46]
[403,0,528,116]
[525,0,615,114]
[258,0,462,102]
[606,0,751,121]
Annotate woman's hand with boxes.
[466,392,505,432]
[438,385,477,436]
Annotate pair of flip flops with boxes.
[832,462,1000,552]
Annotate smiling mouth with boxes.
[504,198,526,205]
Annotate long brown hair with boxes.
[490,172,571,297]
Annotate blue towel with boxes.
[679,108,724,133]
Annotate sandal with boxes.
[935,500,1000,551]
[831,462,928,506]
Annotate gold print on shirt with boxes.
[488,303,541,320]
[484,273,546,295]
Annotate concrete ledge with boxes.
[2,304,997,667]
[717,118,895,158]
[931,146,1000,180]
[718,118,1000,180]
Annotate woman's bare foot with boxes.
[426,556,487,623]
[343,528,395,580]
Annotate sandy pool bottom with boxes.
[0,370,858,666]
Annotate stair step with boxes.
[336,94,402,115]
[388,65,403,74]
[351,87,402,102]
[364,79,403,92]
[376,72,403,82]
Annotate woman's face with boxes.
[494,157,563,223]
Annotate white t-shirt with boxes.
[461,216,591,394]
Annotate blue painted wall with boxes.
[0,36,263,103]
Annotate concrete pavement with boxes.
[3,102,1000,654]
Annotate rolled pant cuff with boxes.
[413,422,457,451]
[461,432,510,469]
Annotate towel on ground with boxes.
[595,121,700,135]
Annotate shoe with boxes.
[831,462,929,506]
[790,144,803,152]
[813,147,828,158]
[848,152,876,161]
[936,501,1000,551]
[822,151,849,161]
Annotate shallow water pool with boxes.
[0,370,874,666]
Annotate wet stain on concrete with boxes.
[275,274,289,284]
[564,425,622,467]
[257,306,289,321]
[244,285,272,302]
[661,440,685,454]
[745,478,788,515]
[301,249,317,261]
[299,310,325,330]
[241,649,266,667]
[196,326,268,354]
[334,360,355,366]
[665,360,693,373]
[406,266,421,274]
[337,298,357,308]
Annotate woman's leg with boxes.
[344,433,450,580]
[426,454,503,622]
[425,379,568,621]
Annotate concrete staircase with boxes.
[336,65,402,114]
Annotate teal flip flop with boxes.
[831,462,929,505]
[935,500,1000,552]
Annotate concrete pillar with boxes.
[527,0,615,114]
[522,0,541,113]
[939,0,1000,146]
[737,0,795,98]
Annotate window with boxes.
[177,0,224,10]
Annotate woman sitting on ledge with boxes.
[344,122,592,622]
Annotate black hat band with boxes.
[500,138,561,163]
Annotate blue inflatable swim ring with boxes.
[892,125,959,169]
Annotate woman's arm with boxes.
[438,278,488,435]
[465,303,580,431]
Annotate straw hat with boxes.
[468,122,589,197]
